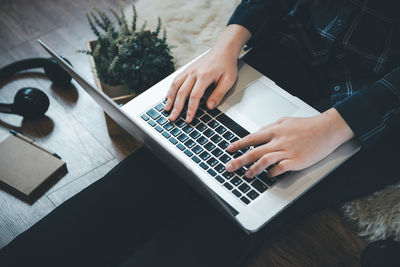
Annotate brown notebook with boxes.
[0,134,67,203]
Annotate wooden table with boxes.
[0,0,366,265]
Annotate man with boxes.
[1,0,399,266]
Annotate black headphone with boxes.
[0,57,72,118]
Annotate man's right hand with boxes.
[164,24,251,123]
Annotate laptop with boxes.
[39,40,360,233]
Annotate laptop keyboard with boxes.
[140,99,278,205]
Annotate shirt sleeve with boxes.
[334,67,400,148]
[227,0,287,47]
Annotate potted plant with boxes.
[79,4,175,135]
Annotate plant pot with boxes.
[87,41,137,136]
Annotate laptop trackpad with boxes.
[224,80,299,128]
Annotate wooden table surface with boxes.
[0,0,366,265]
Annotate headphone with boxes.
[0,57,72,118]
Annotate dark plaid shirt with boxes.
[228,0,400,148]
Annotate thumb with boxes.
[207,73,236,109]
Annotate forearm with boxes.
[211,24,251,59]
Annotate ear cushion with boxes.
[14,87,50,117]
[43,57,72,86]
[0,57,72,86]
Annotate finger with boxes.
[206,73,236,109]
[268,159,292,177]
[227,128,273,153]
[186,77,212,123]
[165,73,187,111]
[225,143,275,172]
[245,151,287,178]
[168,76,196,121]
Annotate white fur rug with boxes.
[126,0,400,242]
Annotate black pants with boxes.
[1,45,399,267]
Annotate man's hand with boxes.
[225,108,355,178]
[164,25,251,123]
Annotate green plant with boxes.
[78,4,175,94]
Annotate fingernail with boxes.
[227,144,234,150]
[245,170,252,178]
[169,111,176,120]
[226,162,233,172]
[208,101,215,109]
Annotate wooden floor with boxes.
[0,0,366,265]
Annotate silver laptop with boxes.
[39,40,360,233]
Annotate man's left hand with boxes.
[225,108,355,178]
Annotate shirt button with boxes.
[337,19,343,26]
[334,85,341,91]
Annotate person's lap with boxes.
[1,44,399,267]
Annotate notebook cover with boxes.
[0,135,67,203]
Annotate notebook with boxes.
[0,134,67,203]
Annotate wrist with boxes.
[323,108,355,144]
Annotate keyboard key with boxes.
[161,110,170,117]
[200,162,209,170]
[240,196,250,205]
[203,129,214,137]
[190,117,200,126]
[210,134,222,143]
[223,182,233,190]
[200,114,212,123]
[242,176,254,183]
[257,172,276,186]
[147,120,156,127]
[207,120,219,129]
[233,151,243,159]
[231,137,239,143]
[207,157,218,167]
[164,122,174,131]
[247,190,259,200]
[207,108,221,117]
[192,156,201,163]
[222,171,234,180]
[199,151,211,160]
[177,133,188,142]
[162,131,171,138]
[184,139,195,148]
[155,125,163,133]
[162,99,167,104]
[184,149,193,157]
[156,117,168,125]
[183,125,194,133]
[207,169,217,177]
[189,130,201,139]
[196,108,205,117]
[175,119,187,128]
[240,146,250,153]
[223,131,235,140]
[215,176,224,183]
[231,176,243,186]
[216,113,250,138]
[176,143,185,151]
[215,125,227,135]
[232,189,242,198]
[211,148,223,157]
[141,114,149,121]
[146,109,160,120]
[171,128,181,137]
[169,137,178,144]
[218,140,229,149]
[204,142,216,151]
[238,183,251,193]
[191,145,203,155]
[214,163,225,173]
[197,136,208,145]
[196,123,207,132]
[252,179,268,193]
[219,154,231,163]
[154,103,164,111]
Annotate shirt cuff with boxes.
[334,67,400,148]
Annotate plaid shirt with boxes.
[228,0,400,148]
